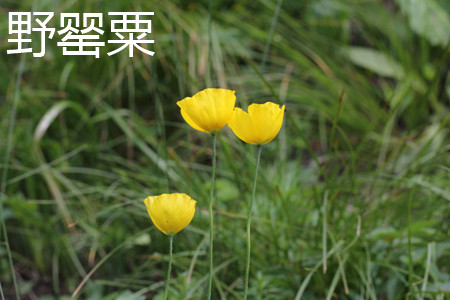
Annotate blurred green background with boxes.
[1,0,449,299]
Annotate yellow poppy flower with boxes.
[144,193,196,236]
[228,102,285,145]
[177,88,236,134]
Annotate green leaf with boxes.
[397,0,450,46]
[345,47,404,78]
[131,233,151,246]
[33,100,89,143]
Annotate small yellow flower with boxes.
[144,193,196,236]
[177,88,236,134]
[228,102,285,145]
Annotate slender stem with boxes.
[260,0,283,72]
[0,25,29,300]
[206,0,213,86]
[207,134,217,300]
[407,186,415,292]
[322,190,329,274]
[164,236,174,300]
[165,0,184,99]
[1,2,40,296]
[0,280,5,300]
[244,146,263,299]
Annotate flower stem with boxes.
[407,186,416,292]
[244,145,263,299]
[164,236,173,300]
[207,134,217,300]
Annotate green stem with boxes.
[407,186,415,292]
[0,281,4,300]
[164,236,174,300]
[206,0,213,86]
[0,24,29,300]
[244,146,263,299]
[260,0,283,72]
[322,190,328,274]
[207,134,217,300]
[165,0,184,99]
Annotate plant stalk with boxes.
[244,145,263,299]
[207,134,217,300]
[164,235,174,300]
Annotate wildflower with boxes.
[228,101,285,299]
[177,88,236,134]
[144,193,196,236]
[177,87,235,299]
[228,102,285,145]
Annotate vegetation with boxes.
[1,0,449,299]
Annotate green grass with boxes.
[1,0,449,299]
